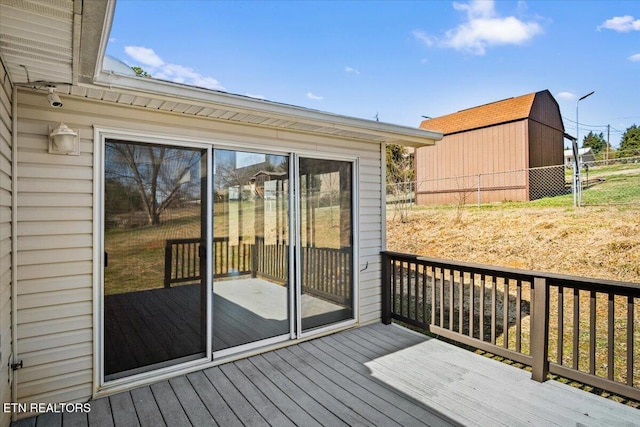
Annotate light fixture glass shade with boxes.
[49,123,79,155]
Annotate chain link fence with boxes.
[386,156,640,209]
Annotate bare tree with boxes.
[106,142,202,226]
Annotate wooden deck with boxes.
[13,323,639,427]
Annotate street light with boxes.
[574,91,594,207]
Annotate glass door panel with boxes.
[299,158,354,332]
[103,140,207,380]
[213,149,290,351]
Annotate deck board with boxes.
[13,323,640,427]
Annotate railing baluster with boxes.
[470,273,475,339]
[558,286,564,365]
[449,269,454,330]
[589,290,596,375]
[422,264,427,325]
[392,259,397,315]
[439,268,445,328]
[415,263,420,323]
[627,295,634,387]
[607,292,614,381]
[503,279,509,349]
[430,266,435,326]
[479,274,485,341]
[459,271,464,333]
[516,279,521,353]
[491,276,496,345]
[400,261,405,317]
[407,262,413,320]
[573,288,580,371]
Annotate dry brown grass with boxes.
[387,205,640,284]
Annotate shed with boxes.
[0,1,442,421]
[415,90,565,204]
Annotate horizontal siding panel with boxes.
[18,193,93,208]
[18,369,92,400]
[17,206,92,222]
[18,275,92,295]
[20,342,92,368]
[19,163,93,180]
[18,356,92,384]
[17,302,92,324]
[18,288,92,310]
[18,383,92,407]
[0,169,11,192]
[17,220,92,235]
[18,329,92,354]
[18,234,93,251]
[18,178,93,193]
[17,260,92,280]
[18,247,92,266]
[18,315,92,339]
[18,150,93,167]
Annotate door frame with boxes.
[93,127,361,392]
[293,153,359,339]
[93,127,214,390]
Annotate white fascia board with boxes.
[90,71,442,147]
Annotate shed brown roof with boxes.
[420,91,540,135]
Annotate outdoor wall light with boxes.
[47,86,63,108]
[49,123,80,155]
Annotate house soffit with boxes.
[63,72,443,147]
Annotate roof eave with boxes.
[91,71,443,147]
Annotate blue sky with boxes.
[106,1,639,147]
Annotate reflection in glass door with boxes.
[213,149,290,352]
[298,158,354,332]
[103,140,208,380]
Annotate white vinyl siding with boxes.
[0,61,13,427]
[15,88,384,404]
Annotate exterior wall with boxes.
[415,121,528,205]
[14,89,384,404]
[0,61,14,427]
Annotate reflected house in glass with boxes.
[0,0,443,420]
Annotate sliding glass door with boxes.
[298,158,354,332]
[102,139,355,381]
[212,149,291,352]
[103,140,208,380]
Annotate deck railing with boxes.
[381,251,640,401]
[165,237,351,306]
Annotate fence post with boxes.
[531,277,550,382]
[477,174,481,207]
[381,252,392,324]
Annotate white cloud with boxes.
[556,91,576,101]
[412,30,435,47]
[124,46,225,91]
[629,53,640,62]
[599,15,640,32]
[307,92,323,100]
[345,66,360,75]
[415,1,542,55]
[125,46,164,67]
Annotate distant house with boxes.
[564,147,596,166]
[416,90,566,204]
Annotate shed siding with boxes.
[15,90,383,404]
[415,121,528,204]
[529,91,564,133]
[0,61,13,427]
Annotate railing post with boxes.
[531,277,549,382]
[164,241,172,288]
[381,252,392,325]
